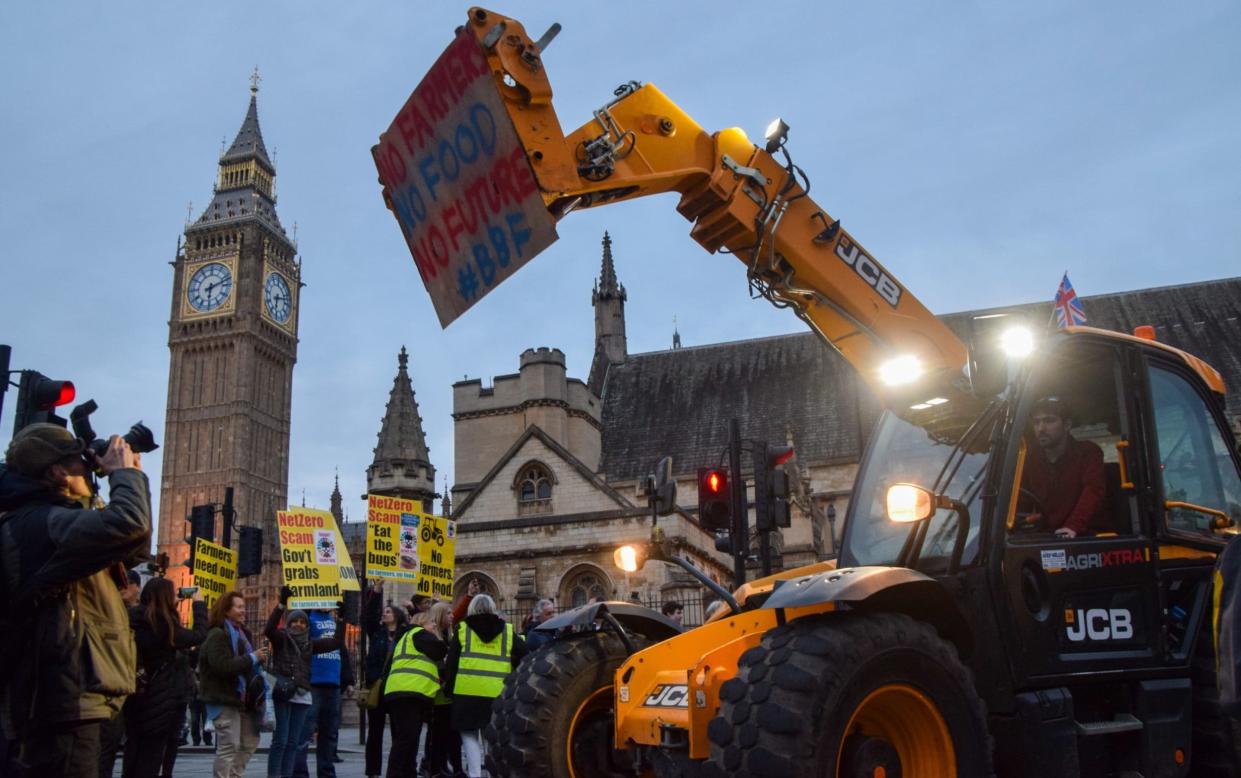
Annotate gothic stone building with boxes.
[445,232,1241,626]
[157,79,301,624]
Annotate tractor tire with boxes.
[706,612,992,778]
[486,631,651,778]
[1189,627,1241,776]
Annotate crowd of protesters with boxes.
[0,423,697,778]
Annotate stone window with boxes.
[564,570,610,608]
[515,461,554,515]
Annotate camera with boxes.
[69,399,159,459]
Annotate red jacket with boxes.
[1021,437,1107,534]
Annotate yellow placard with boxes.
[191,538,237,607]
[277,507,356,609]
[414,512,456,599]
[365,494,422,582]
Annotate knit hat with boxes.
[286,609,309,629]
[5,424,85,478]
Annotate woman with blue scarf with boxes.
[200,590,270,778]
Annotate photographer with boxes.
[0,424,151,778]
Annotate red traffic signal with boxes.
[13,370,76,433]
[697,467,732,531]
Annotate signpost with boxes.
[372,29,558,327]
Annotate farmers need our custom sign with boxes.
[277,507,359,610]
[191,538,237,607]
[372,29,557,327]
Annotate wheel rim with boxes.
[567,685,613,778]
[835,683,956,778]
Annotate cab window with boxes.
[1010,342,1136,540]
[1147,365,1241,537]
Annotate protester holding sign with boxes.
[266,586,341,778]
[122,577,208,778]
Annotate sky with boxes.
[1,1,1238,545]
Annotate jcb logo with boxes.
[834,236,902,308]
[642,684,689,708]
[1065,608,1134,642]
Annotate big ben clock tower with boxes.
[158,72,301,622]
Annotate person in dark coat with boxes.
[199,590,270,778]
[0,427,150,778]
[266,587,341,778]
[121,577,209,778]
[361,581,409,778]
[444,594,527,778]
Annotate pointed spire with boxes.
[672,314,682,350]
[222,88,273,170]
[595,231,625,301]
[441,476,452,518]
[191,73,288,239]
[330,468,343,523]
[372,347,433,469]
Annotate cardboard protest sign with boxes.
[373,29,558,327]
[277,507,355,609]
[191,538,237,607]
[366,494,423,582]
[414,512,457,599]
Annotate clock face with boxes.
[187,263,233,313]
[264,272,292,324]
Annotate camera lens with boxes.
[122,422,159,454]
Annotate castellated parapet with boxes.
[453,347,601,497]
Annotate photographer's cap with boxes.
[5,423,85,477]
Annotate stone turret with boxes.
[367,347,436,512]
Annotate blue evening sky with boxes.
[1,1,1238,544]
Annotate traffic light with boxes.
[188,504,215,564]
[13,370,75,434]
[237,526,263,577]
[754,443,795,531]
[697,467,731,530]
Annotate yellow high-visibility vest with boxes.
[384,626,441,699]
[453,622,513,698]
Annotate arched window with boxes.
[562,567,611,608]
[515,462,553,514]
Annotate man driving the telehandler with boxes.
[1019,395,1108,538]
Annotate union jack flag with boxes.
[1053,272,1087,329]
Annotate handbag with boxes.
[365,680,383,709]
[270,672,298,703]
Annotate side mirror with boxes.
[650,455,677,516]
[886,483,934,523]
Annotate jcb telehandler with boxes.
[373,9,1241,776]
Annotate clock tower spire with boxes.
[157,76,302,623]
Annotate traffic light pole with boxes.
[728,418,747,590]
[0,345,10,426]
[222,487,235,549]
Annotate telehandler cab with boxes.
[373,9,1241,776]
